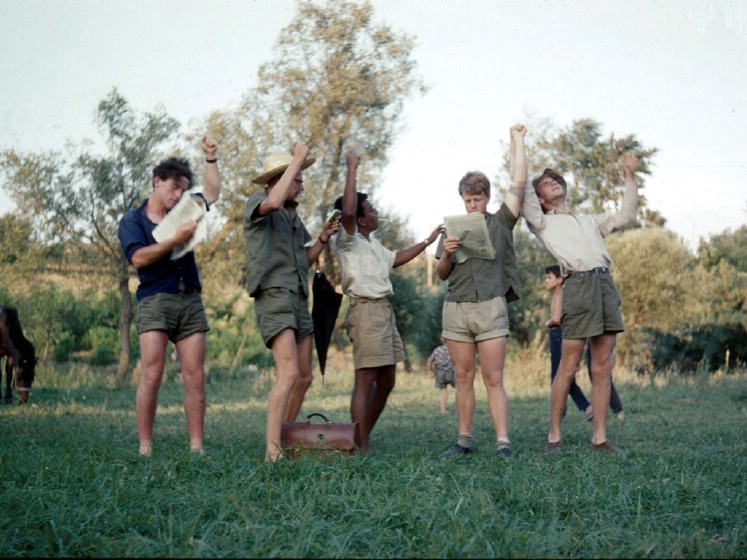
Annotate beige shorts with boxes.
[441,296,509,343]
[345,298,406,369]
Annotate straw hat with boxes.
[252,152,316,185]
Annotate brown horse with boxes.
[0,306,36,404]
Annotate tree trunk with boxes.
[116,259,132,381]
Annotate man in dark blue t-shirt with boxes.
[118,134,220,457]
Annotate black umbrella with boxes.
[311,269,343,383]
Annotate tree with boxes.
[606,227,711,368]
[697,226,747,331]
[699,225,747,272]
[201,0,427,283]
[0,89,180,379]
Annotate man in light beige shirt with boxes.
[522,152,639,454]
[333,150,442,452]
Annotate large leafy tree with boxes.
[0,89,179,379]
[698,226,747,326]
[606,227,710,367]
[201,0,427,284]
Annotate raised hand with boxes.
[621,151,638,176]
[346,149,359,169]
[200,134,217,158]
[426,224,446,245]
[293,141,310,162]
[510,123,527,140]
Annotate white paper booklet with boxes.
[152,193,208,260]
[443,212,496,264]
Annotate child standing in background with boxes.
[427,337,456,415]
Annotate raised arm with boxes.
[393,224,443,268]
[200,134,220,205]
[258,141,309,215]
[521,176,547,232]
[306,216,340,264]
[597,151,639,236]
[340,150,360,235]
[505,124,527,217]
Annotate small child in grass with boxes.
[426,337,456,415]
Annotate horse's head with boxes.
[15,344,36,405]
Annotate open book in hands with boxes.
[152,193,208,260]
[443,212,496,264]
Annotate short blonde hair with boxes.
[458,171,490,197]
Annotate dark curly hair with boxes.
[152,157,194,189]
[334,192,369,219]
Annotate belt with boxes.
[179,281,201,295]
[350,296,389,303]
[566,267,608,278]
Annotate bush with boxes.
[644,323,747,373]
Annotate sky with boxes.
[1,0,746,253]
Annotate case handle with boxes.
[305,412,330,424]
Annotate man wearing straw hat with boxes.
[244,141,340,462]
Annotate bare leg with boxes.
[351,367,377,452]
[366,364,395,437]
[588,333,616,445]
[447,340,477,438]
[266,329,300,462]
[439,388,448,414]
[175,332,206,453]
[548,338,585,444]
[284,334,313,422]
[136,330,169,456]
[477,337,509,441]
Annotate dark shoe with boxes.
[544,441,562,454]
[495,441,512,458]
[591,441,621,453]
[442,443,473,457]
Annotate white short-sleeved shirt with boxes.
[332,227,396,299]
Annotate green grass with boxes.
[1,360,746,558]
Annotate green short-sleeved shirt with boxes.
[243,192,312,297]
[436,203,521,303]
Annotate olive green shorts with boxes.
[434,367,456,389]
[345,297,406,369]
[136,292,209,342]
[254,287,313,348]
[561,269,624,339]
[441,296,509,343]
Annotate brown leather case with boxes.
[280,413,360,457]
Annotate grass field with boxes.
[1,357,746,558]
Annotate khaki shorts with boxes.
[136,292,209,342]
[561,269,624,339]
[442,296,509,343]
[345,298,406,369]
[254,288,313,348]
